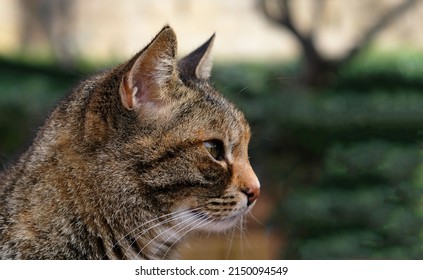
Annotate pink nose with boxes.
[242,184,260,206]
[232,161,260,206]
[242,179,260,205]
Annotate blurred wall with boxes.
[1,0,423,63]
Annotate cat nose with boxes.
[232,161,261,206]
[242,184,260,206]
[241,175,260,206]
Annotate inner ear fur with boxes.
[119,26,178,113]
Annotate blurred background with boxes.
[0,0,423,259]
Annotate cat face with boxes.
[154,83,260,233]
[117,26,260,239]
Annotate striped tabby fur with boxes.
[0,26,260,259]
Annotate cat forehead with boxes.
[176,83,250,143]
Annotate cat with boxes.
[0,26,260,260]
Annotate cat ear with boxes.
[120,26,177,112]
[178,33,215,81]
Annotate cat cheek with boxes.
[198,161,230,187]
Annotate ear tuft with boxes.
[178,33,215,81]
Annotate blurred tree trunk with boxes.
[259,0,417,88]
[19,0,75,68]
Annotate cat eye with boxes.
[204,140,225,161]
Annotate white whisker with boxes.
[225,225,236,259]
[112,207,194,247]
[125,211,191,254]
[161,216,214,260]
[239,216,244,258]
[248,211,264,226]
[238,216,254,259]
[138,210,201,259]
[237,86,249,95]
[152,211,206,258]
[104,207,204,259]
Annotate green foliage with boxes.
[278,142,422,259]
[212,52,423,259]
[335,50,423,92]
[0,57,79,161]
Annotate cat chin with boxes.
[201,206,255,233]
[201,203,257,233]
[199,215,241,233]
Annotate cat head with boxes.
[113,26,260,234]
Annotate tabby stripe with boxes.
[135,141,201,172]
[148,181,213,195]
[112,243,125,260]
[96,236,109,260]
[124,235,149,259]
[99,217,127,260]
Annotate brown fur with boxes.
[0,26,260,259]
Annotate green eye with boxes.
[204,140,225,161]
